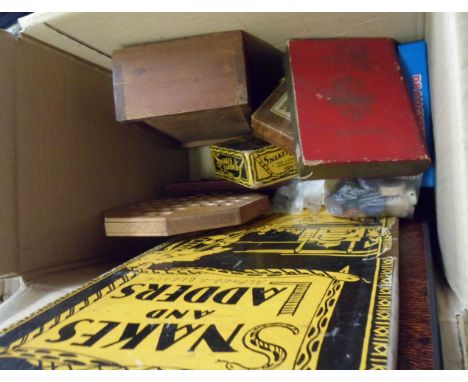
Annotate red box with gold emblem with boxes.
[286,38,431,179]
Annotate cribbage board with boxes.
[104,193,269,237]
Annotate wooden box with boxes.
[286,38,431,179]
[251,79,295,154]
[112,30,284,147]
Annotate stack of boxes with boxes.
[111,31,433,220]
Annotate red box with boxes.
[286,38,431,179]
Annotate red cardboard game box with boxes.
[285,38,431,179]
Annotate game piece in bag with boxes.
[324,177,420,219]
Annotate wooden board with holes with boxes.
[104,193,269,237]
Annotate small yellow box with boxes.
[210,137,298,188]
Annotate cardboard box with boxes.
[251,79,294,153]
[0,210,398,370]
[1,12,466,369]
[3,12,426,290]
[0,30,189,280]
[112,30,284,148]
[210,137,298,188]
[285,38,431,179]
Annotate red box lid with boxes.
[287,38,430,178]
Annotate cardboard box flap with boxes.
[0,31,18,276]
[18,12,111,70]
[18,12,424,70]
[14,36,188,275]
[0,31,188,279]
[427,13,468,307]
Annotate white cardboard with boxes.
[18,12,425,70]
[427,13,468,308]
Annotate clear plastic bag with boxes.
[271,179,325,214]
[324,176,421,219]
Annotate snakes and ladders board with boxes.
[0,209,398,369]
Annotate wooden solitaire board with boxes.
[104,193,269,237]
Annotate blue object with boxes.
[398,41,435,188]
[0,13,30,29]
